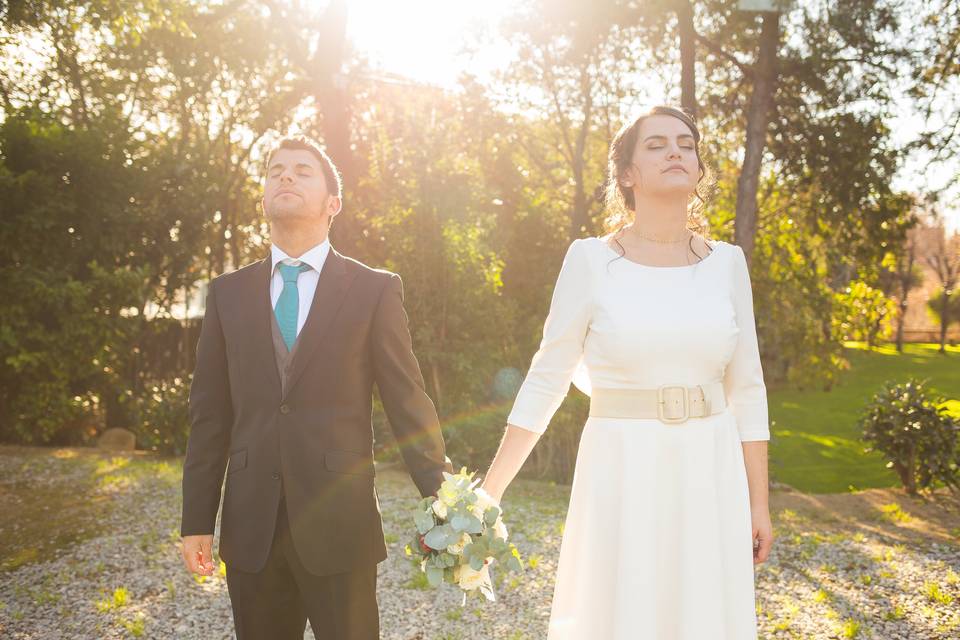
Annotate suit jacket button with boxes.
[272,471,281,480]
[279,404,290,414]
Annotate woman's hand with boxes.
[477,484,503,507]
[751,506,774,565]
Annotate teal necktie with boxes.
[274,262,312,351]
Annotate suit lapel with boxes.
[251,257,283,396]
[283,247,354,400]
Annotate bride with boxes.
[480,105,774,639]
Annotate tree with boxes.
[0,0,312,444]
[0,111,147,441]
[909,0,960,190]
[922,222,960,352]
[884,219,926,352]
[498,0,642,242]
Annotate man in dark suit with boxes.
[179,136,452,639]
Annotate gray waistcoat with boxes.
[270,309,303,398]
[270,311,304,500]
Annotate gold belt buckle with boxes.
[657,384,689,424]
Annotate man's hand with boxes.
[180,534,216,576]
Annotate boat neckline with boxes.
[595,236,723,269]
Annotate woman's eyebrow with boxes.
[643,134,696,142]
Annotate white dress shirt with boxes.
[269,239,331,339]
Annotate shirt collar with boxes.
[270,238,331,275]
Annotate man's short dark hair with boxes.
[265,136,342,198]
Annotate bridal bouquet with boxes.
[405,468,523,603]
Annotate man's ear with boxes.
[328,195,343,219]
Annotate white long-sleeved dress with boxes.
[507,236,770,640]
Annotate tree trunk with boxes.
[895,297,907,352]
[735,11,780,263]
[940,292,949,354]
[568,65,594,242]
[676,0,698,118]
[312,0,356,254]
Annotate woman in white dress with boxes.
[480,106,774,639]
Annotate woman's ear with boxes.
[620,164,639,188]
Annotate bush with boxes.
[860,378,960,495]
[130,376,191,455]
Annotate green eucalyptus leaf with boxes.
[424,524,453,550]
[426,566,443,587]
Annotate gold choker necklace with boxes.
[629,229,691,244]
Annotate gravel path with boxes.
[0,447,958,639]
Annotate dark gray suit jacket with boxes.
[180,247,452,576]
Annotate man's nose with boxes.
[280,173,294,184]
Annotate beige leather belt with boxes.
[589,382,726,424]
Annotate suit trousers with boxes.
[225,497,380,640]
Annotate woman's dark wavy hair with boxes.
[602,105,716,261]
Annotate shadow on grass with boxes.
[1,446,181,572]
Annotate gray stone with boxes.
[97,427,136,451]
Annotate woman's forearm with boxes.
[741,441,769,509]
[480,424,542,503]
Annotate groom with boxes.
[179,136,452,639]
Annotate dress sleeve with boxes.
[723,244,771,442]
[507,239,592,434]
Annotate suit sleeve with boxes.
[723,245,771,442]
[181,281,234,536]
[506,239,592,434]
[371,274,453,498]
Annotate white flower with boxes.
[493,517,508,541]
[432,499,448,519]
[447,532,471,555]
[458,562,492,593]
[473,487,499,511]
[437,483,460,507]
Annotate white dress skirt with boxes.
[507,237,771,640]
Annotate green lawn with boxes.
[769,342,960,494]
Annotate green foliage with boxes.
[0,0,300,448]
[726,186,849,391]
[0,0,937,487]
[926,288,960,328]
[349,83,517,416]
[860,378,960,495]
[0,111,149,443]
[834,280,898,347]
[129,375,191,455]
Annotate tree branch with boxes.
[695,34,755,78]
